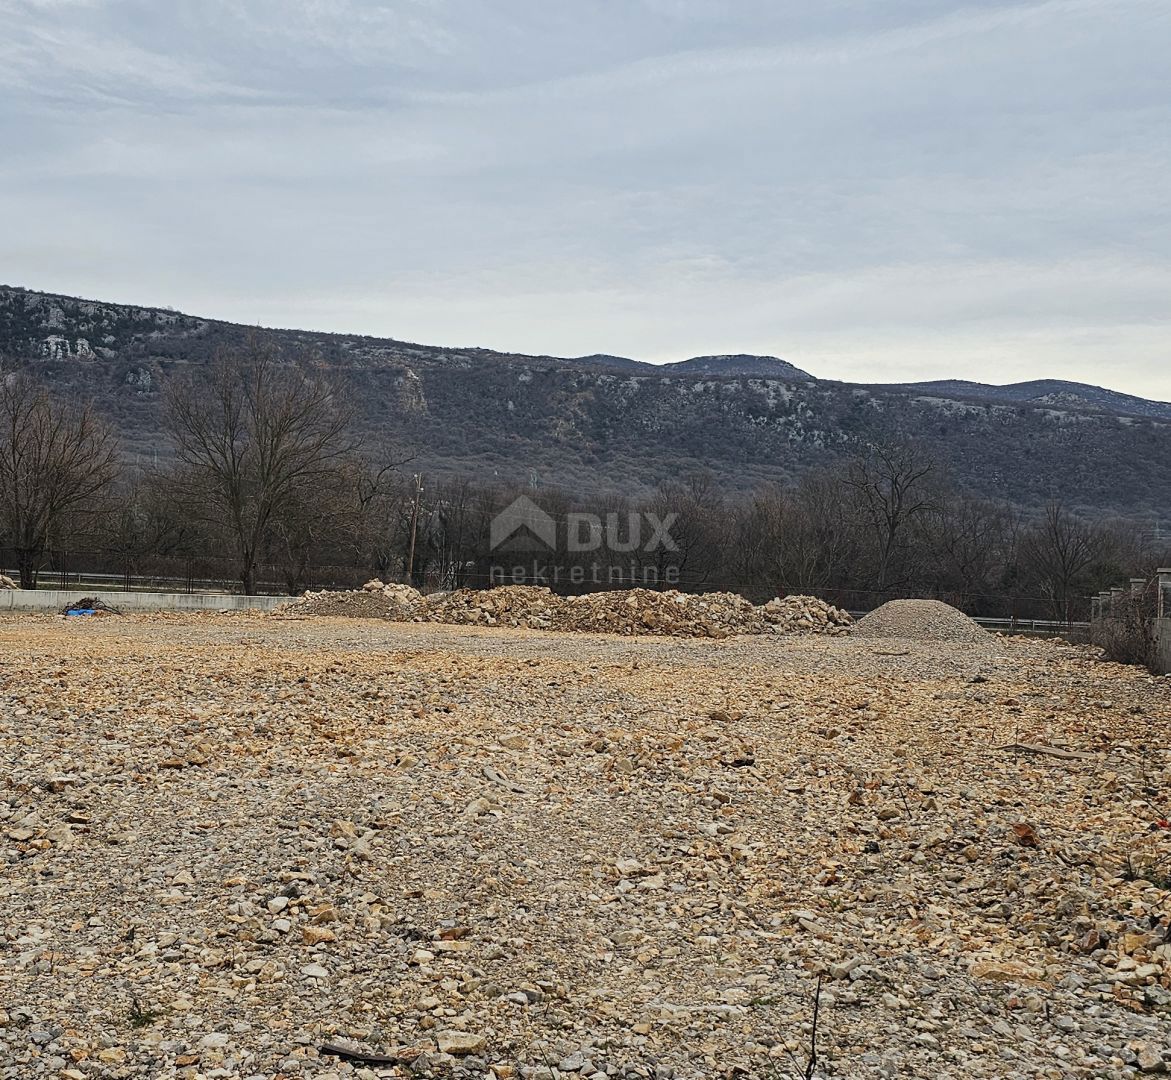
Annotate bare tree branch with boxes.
[0,370,118,588]
[162,338,356,594]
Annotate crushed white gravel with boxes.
[851,598,994,647]
[2,613,1170,1080]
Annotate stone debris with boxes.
[0,573,16,589]
[556,588,764,637]
[282,584,852,639]
[852,598,993,647]
[3,612,1171,1079]
[760,593,853,634]
[288,580,425,619]
[423,585,562,630]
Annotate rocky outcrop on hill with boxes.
[4,284,1170,509]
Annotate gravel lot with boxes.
[2,613,1170,1079]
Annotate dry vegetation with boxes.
[2,613,1171,1079]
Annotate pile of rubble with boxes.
[556,588,765,638]
[421,586,562,630]
[280,583,853,639]
[285,580,424,620]
[0,573,17,590]
[761,593,853,634]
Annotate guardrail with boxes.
[1,569,292,596]
[972,616,1089,634]
[844,612,1088,635]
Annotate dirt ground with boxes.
[2,612,1170,1079]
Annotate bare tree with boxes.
[769,469,867,596]
[164,340,355,594]
[327,447,417,581]
[423,477,480,589]
[1020,502,1104,623]
[844,441,938,590]
[0,371,118,588]
[730,491,778,599]
[916,497,1019,612]
[638,474,726,589]
[94,468,206,587]
[267,474,353,595]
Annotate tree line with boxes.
[2,343,1167,620]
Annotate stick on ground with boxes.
[996,743,1092,761]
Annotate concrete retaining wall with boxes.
[0,589,288,613]
[1155,569,1171,675]
[1156,619,1171,676]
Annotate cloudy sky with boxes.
[2,0,1169,396]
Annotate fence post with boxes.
[1158,569,1171,621]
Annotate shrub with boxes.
[1091,583,1158,672]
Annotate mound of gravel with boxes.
[852,599,991,646]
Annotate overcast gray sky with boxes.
[2,0,1169,396]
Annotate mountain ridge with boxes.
[879,378,1171,422]
[3,282,1165,413]
[2,284,1169,512]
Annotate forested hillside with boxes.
[3,284,1169,512]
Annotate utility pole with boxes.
[405,473,424,587]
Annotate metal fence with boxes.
[0,547,370,596]
[1090,569,1171,672]
[0,546,1106,629]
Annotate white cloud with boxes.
[0,0,1168,399]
